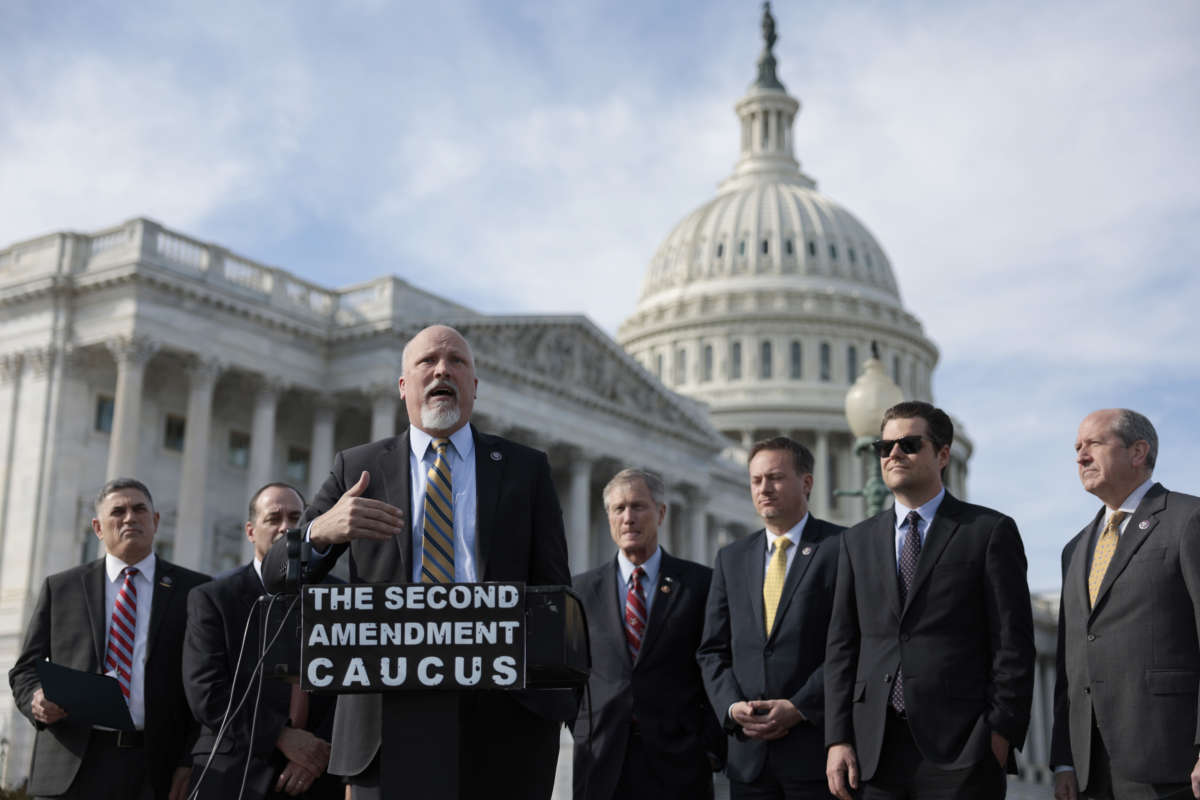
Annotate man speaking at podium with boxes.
[263,324,572,800]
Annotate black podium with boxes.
[260,581,589,798]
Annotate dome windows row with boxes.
[647,232,888,291]
[642,336,931,398]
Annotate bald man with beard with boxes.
[263,325,573,800]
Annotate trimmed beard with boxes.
[420,402,461,432]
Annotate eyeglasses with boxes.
[871,435,928,458]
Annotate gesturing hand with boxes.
[309,471,405,548]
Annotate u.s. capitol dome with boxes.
[618,4,970,521]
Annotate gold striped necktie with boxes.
[421,438,455,583]
[763,538,792,635]
[1088,510,1127,607]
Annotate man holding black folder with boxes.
[9,478,209,800]
[262,324,573,800]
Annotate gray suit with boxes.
[1051,483,1200,790]
[8,558,208,799]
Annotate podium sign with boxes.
[301,582,526,693]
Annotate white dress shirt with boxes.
[892,488,946,571]
[103,551,155,729]
[764,513,810,580]
[409,424,478,583]
[1104,476,1155,535]
[616,546,662,618]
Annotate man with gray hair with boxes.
[572,468,722,800]
[1052,409,1200,799]
[9,478,209,800]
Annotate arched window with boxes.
[790,341,802,378]
[819,342,832,382]
[730,341,743,379]
[760,341,773,379]
[847,345,859,384]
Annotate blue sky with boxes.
[3,0,1198,590]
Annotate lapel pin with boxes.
[1138,520,1150,530]
[660,584,670,594]
[490,451,502,461]
[159,575,173,588]
[801,546,813,556]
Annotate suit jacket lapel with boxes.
[904,494,960,613]
[637,551,681,663]
[1092,483,1166,615]
[473,426,501,580]
[374,432,411,580]
[83,559,108,669]
[871,511,903,620]
[741,531,768,641]
[767,523,823,642]
[146,559,176,659]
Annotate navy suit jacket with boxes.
[572,550,722,799]
[824,493,1035,779]
[697,516,844,784]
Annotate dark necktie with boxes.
[891,510,922,714]
[624,567,647,660]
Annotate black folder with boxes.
[35,660,135,731]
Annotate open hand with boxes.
[309,471,405,547]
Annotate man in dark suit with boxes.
[697,436,844,799]
[262,324,572,800]
[572,468,722,800]
[825,401,1035,800]
[9,478,209,800]
[1051,408,1200,800]
[184,482,340,799]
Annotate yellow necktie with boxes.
[763,538,792,635]
[420,438,455,583]
[1088,510,1127,608]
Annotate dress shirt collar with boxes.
[253,556,264,586]
[617,545,662,589]
[766,513,809,553]
[409,423,475,465]
[1108,476,1155,519]
[105,551,156,585]
[893,488,946,535]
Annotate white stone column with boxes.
[812,429,830,518]
[682,487,708,564]
[567,457,593,573]
[370,384,398,441]
[309,394,336,500]
[173,358,221,570]
[105,336,158,479]
[245,378,283,560]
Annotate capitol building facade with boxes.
[0,8,981,787]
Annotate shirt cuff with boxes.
[1053,766,1075,773]
[304,522,329,557]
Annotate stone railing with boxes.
[0,218,413,326]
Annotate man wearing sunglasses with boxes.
[824,401,1035,800]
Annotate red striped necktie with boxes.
[105,566,138,701]
[624,567,647,660]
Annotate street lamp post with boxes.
[835,343,904,519]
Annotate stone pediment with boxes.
[451,316,726,452]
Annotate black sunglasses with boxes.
[871,435,928,458]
